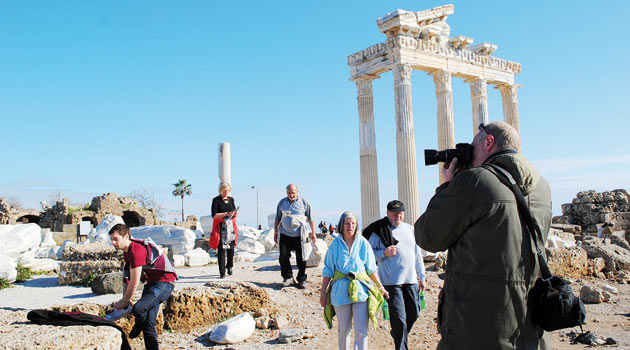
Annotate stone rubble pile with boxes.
[58,243,122,285]
[559,189,630,231]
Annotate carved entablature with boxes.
[468,42,498,56]
[377,9,421,38]
[449,36,474,50]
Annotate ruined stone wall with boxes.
[0,197,12,224]
[561,189,630,231]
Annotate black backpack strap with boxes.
[484,164,553,281]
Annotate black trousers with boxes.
[217,235,235,277]
[385,284,421,350]
[279,234,306,283]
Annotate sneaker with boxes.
[227,268,233,276]
[104,305,132,321]
[296,282,306,290]
[282,278,293,287]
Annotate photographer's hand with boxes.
[442,157,458,182]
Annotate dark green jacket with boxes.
[415,152,551,350]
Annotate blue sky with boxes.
[1,1,628,228]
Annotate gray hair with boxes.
[484,121,521,152]
[218,182,231,194]
[337,211,358,236]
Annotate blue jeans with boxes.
[385,284,421,350]
[132,281,174,350]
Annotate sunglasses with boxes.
[478,123,491,136]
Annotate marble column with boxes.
[430,69,455,184]
[497,83,521,133]
[218,142,231,185]
[393,64,419,225]
[467,78,489,135]
[355,75,381,228]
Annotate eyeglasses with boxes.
[478,123,491,136]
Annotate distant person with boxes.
[109,224,177,350]
[598,221,615,238]
[415,121,552,349]
[329,224,335,235]
[320,211,389,350]
[364,200,426,350]
[274,184,316,289]
[209,182,239,279]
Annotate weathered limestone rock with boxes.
[581,236,630,272]
[39,230,56,249]
[580,285,603,304]
[29,258,59,273]
[546,247,588,278]
[185,248,210,267]
[254,250,280,262]
[172,254,186,267]
[56,240,75,259]
[255,315,272,329]
[131,225,196,255]
[306,239,328,267]
[62,242,122,261]
[551,223,582,235]
[233,251,260,262]
[163,281,270,332]
[0,308,122,350]
[58,260,121,285]
[258,229,276,252]
[238,237,266,255]
[194,237,210,251]
[588,257,606,275]
[88,214,124,244]
[279,328,311,343]
[208,312,256,344]
[91,271,137,295]
[0,253,17,282]
[0,223,42,264]
[272,314,289,329]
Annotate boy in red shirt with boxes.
[109,224,176,350]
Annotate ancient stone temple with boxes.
[348,4,522,226]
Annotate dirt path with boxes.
[151,259,630,349]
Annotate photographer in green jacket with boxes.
[415,121,551,350]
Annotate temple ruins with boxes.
[349,4,522,226]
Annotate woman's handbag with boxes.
[486,164,586,332]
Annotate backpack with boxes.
[124,238,178,283]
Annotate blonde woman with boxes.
[209,182,238,278]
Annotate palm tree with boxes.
[172,179,192,222]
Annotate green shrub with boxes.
[82,273,98,288]
[0,278,12,289]
[15,263,32,283]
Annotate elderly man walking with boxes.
[274,184,316,289]
[364,200,426,350]
[415,121,552,349]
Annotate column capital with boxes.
[495,83,521,103]
[429,69,452,94]
[393,64,413,85]
[354,74,380,96]
[466,77,488,98]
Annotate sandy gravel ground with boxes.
[2,259,630,349]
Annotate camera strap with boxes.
[483,163,552,280]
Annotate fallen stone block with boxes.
[546,246,588,278]
[185,248,210,267]
[90,271,143,295]
[581,236,630,272]
[162,281,270,332]
[58,260,121,285]
[279,328,311,343]
[580,285,603,303]
[209,312,256,344]
[62,242,122,261]
[29,258,59,273]
[306,239,327,267]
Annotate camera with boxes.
[424,143,474,169]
